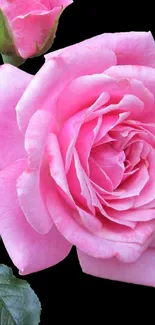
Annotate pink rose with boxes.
[0,0,72,65]
[1,32,155,286]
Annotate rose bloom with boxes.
[0,0,72,59]
[1,32,155,286]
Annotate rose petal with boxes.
[67,159,92,211]
[0,159,72,274]
[106,197,134,211]
[89,157,113,192]
[16,59,66,133]
[76,117,103,173]
[95,218,155,245]
[125,79,154,121]
[4,222,72,275]
[111,128,140,152]
[93,134,115,147]
[17,110,54,234]
[141,200,155,209]
[0,64,32,169]
[91,144,125,190]
[107,207,155,222]
[97,199,135,229]
[46,46,117,78]
[46,31,155,68]
[134,149,155,207]
[105,65,155,99]
[125,141,144,171]
[74,209,103,233]
[73,151,104,214]
[57,74,117,122]
[77,248,155,287]
[16,50,115,133]
[47,133,74,208]
[47,186,150,263]
[118,162,149,198]
[105,74,155,122]
[91,180,125,198]
[87,94,144,122]
[94,115,123,145]
[129,122,155,148]
[58,110,85,173]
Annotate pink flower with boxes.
[1,32,155,286]
[0,0,72,64]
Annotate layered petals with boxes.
[47,187,151,263]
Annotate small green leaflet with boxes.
[0,9,16,54]
[0,265,41,325]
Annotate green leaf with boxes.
[0,265,41,325]
[0,9,17,54]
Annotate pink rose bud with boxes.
[0,0,72,66]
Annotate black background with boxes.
[1,0,155,324]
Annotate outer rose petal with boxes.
[45,44,117,78]
[45,31,155,68]
[0,64,32,169]
[0,0,46,21]
[4,222,72,275]
[17,110,54,234]
[12,8,61,58]
[16,49,116,133]
[16,60,65,133]
[0,159,72,274]
[77,249,155,287]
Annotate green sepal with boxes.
[0,9,17,54]
[0,9,25,66]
